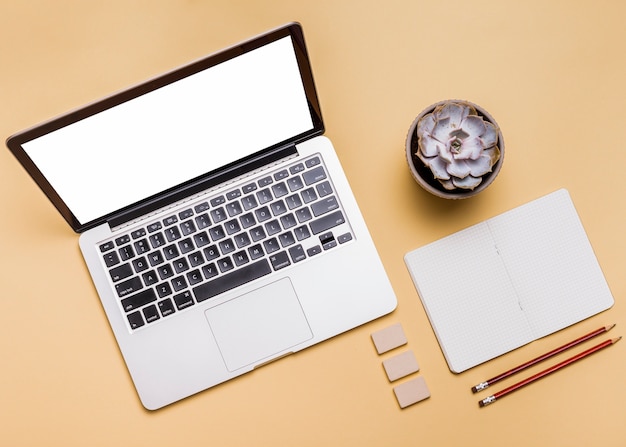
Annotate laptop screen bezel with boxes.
[5,22,324,233]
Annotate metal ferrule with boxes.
[480,395,497,407]
[474,382,489,392]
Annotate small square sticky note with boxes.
[382,350,419,382]
[393,376,430,409]
[371,323,407,354]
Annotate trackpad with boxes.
[205,278,313,372]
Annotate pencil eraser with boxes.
[371,323,407,354]
[393,376,430,409]
[382,350,420,382]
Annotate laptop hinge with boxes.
[108,143,298,229]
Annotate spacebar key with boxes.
[193,259,272,302]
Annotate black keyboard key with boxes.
[120,287,155,311]
[163,244,179,260]
[203,245,220,261]
[239,212,256,229]
[134,238,150,254]
[193,259,272,302]
[241,195,258,210]
[115,235,130,246]
[303,166,326,185]
[100,241,114,252]
[250,226,266,242]
[255,206,271,222]
[307,245,322,257]
[338,233,353,244]
[110,263,133,282]
[142,270,159,286]
[226,189,241,200]
[186,269,203,285]
[311,196,339,217]
[132,256,149,273]
[103,251,120,267]
[280,213,297,229]
[178,237,195,254]
[156,282,173,298]
[217,257,234,273]
[127,311,145,330]
[301,187,317,204]
[210,207,227,223]
[131,229,147,239]
[171,276,188,292]
[210,196,225,207]
[285,194,302,209]
[163,215,178,226]
[287,175,304,192]
[265,220,281,235]
[147,222,162,233]
[143,305,160,324]
[173,291,194,310]
[305,156,321,168]
[193,231,211,247]
[195,213,211,229]
[224,219,241,235]
[172,258,190,273]
[158,298,176,317]
[288,244,306,263]
[279,231,295,247]
[270,199,287,216]
[179,209,194,220]
[309,210,346,234]
[316,181,333,197]
[269,251,291,270]
[263,237,280,254]
[115,277,143,298]
[148,251,165,266]
[271,182,289,197]
[180,220,196,235]
[202,263,219,279]
[157,264,174,280]
[258,176,273,187]
[234,233,251,248]
[188,251,204,267]
[242,182,257,193]
[233,251,249,266]
[289,163,305,174]
[219,238,236,254]
[248,244,264,260]
[256,188,273,204]
[194,202,210,213]
[274,169,289,180]
[208,225,226,241]
[295,207,312,223]
[119,245,135,261]
[149,232,166,249]
[165,226,182,242]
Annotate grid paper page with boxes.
[404,189,614,373]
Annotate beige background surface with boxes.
[1,1,625,446]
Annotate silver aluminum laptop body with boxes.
[6,23,397,410]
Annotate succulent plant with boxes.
[415,101,501,191]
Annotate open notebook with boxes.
[405,189,614,373]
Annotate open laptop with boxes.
[6,22,396,410]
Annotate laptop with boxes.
[6,22,397,410]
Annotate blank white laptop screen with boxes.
[22,36,313,226]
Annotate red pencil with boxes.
[479,336,621,407]
[472,324,615,393]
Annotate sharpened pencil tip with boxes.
[612,336,622,344]
[606,323,616,331]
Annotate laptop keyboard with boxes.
[98,154,353,331]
